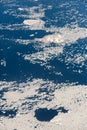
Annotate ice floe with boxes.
[36,25,87,45]
[35,33,64,44]
[23,19,45,30]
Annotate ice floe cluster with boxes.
[0,79,87,130]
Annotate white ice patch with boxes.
[23,46,63,65]
[23,19,45,30]
[73,55,87,65]
[64,52,87,70]
[50,85,87,129]
[35,33,64,44]
[0,80,87,130]
[21,5,45,30]
[36,25,87,45]
[18,5,45,19]
[29,5,45,19]
[15,39,31,45]
[18,8,24,11]
[60,26,87,44]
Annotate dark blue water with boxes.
[0,109,17,118]
[35,107,68,121]
[0,0,87,84]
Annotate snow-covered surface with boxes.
[0,80,87,130]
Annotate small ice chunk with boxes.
[1,59,6,67]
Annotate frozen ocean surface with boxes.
[0,0,87,130]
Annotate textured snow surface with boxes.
[0,80,87,130]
